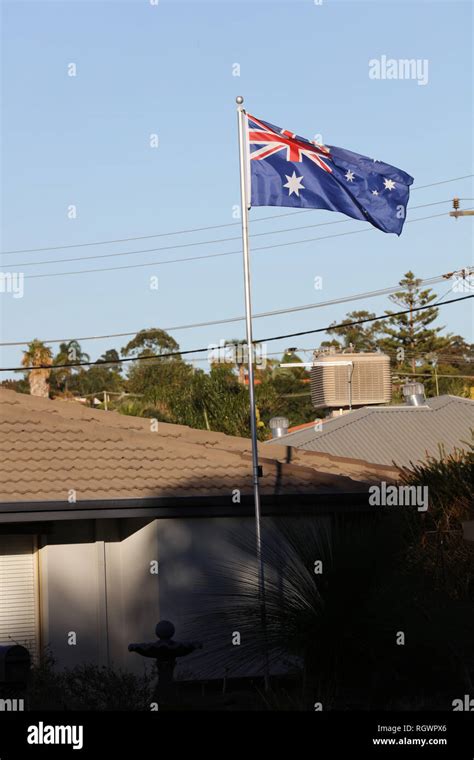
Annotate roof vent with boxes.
[402,381,426,406]
[269,416,289,438]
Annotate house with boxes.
[0,388,398,675]
[266,395,474,468]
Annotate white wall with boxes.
[38,518,160,673]
[37,513,329,679]
[39,521,102,668]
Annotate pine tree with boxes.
[380,271,451,373]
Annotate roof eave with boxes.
[0,491,378,523]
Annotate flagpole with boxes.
[236,96,269,688]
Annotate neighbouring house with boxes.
[0,388,398,676]
[266,395,474,468]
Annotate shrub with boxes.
[29,650,156,711]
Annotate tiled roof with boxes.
[0,389,397,504]
[266,396,474,467]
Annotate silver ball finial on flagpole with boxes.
[236,95,244,105]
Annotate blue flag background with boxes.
[247,113,414,235]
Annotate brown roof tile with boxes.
[0,389,398,504]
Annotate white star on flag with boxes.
[372,190,379,196]
[383,178,396,191]
[345,170,355,182]
[283,171,305,197]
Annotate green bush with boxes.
[29,650,156,711]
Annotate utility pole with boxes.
[450,197,474,218]
[427,354,440,396]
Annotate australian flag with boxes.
[247,113,414,235]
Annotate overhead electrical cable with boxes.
[7,201,453,269]
[21,212,449,280]
[1,173,472,255]
[1,268,469,347]
[7,293,472,373]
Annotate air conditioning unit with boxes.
[310,352,391,409]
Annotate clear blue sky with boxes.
[1,0,473,378]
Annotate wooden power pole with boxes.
[450,197,474,218]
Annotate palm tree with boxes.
[53,340,90,393]
[21,340,53,397]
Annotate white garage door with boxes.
[0,536,38,657]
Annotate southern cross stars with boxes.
[284,171,305,197]
[345,170,355,182]
[372,179,395,195]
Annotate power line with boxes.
[256,295,474,344]
[7,201,453,268]
[0,209,322,256]
[2,268,468,348]
[412,176,473,190]
[394,372,474,380]
[7,293,472,373]
[22,212,449,280]
[1,174,472,256]
[0,215,352,259]
[8,218,353,267]
[184,349,473,366]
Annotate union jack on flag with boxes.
[246,112,414,235]
[248,112,332,173]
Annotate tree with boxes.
[51,340,90,394]
[400,437,474,599]
[204,363,250,436]
[21,340,53,398]
[320,276,472,399]
[122,360,254,436]
[65,349,126,400]
[97,349,121,370]
[325,310,382,351]
[380,272,450,373]
[69,364,124,399]
[121,328,183,417]
[121,328,179,359]
[263,351,316,430]
[127,358,191,414]
[416,335,474,398]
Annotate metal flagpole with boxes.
[236,96,269,688]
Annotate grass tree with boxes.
[187,497,474,709]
